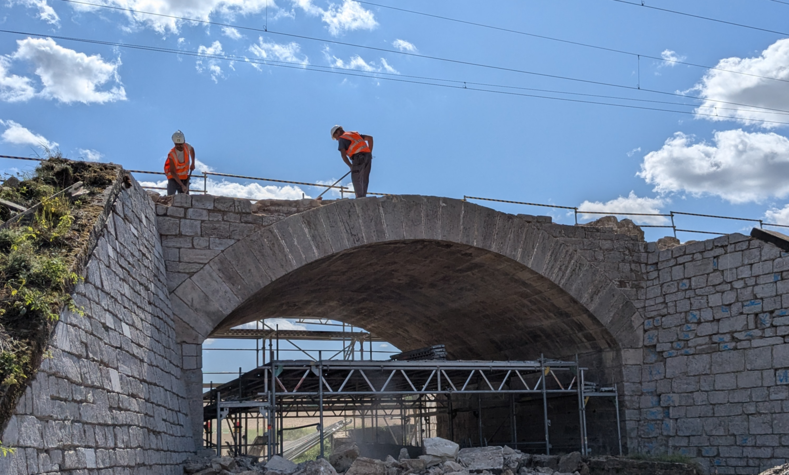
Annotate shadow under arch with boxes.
[171,195,642,372]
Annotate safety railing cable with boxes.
[1,154,787,237]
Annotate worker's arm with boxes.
[362,135,374,153]
[340,150,352,169]
[189,145,196,171]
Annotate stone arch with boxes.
[169,195,643,359]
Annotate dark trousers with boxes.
[167,178,190,195]
[350,152,372,198]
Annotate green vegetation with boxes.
[0,157,119,454]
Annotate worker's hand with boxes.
[190,164,196,171]
[181,183,188,193]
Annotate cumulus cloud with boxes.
[0,57,36,102]
[249,37,309,66]
[0,120,58,150]
[627,147,642,157]
[293,0,377,36]
[392,39,416,53]
[5,37,126,104]
[196,41,225,82]
[578,191,668,225]
[221,26,243,40]
[659,49,685,67]
[10,0,59,25]
[638,130,789,204]
[78,148,103,161]
[139,176,312,200]
[689,38,789,128]
[328,53,397,74]
[765,205,789,226]
[69,0,277,34]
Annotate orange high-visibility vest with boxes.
[340,132,371,156]
[164,143,191,180]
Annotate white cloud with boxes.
[0,57,36,102]
[196,41,225,82]
[139,177,311,200]
[638,130,789,204]
[578,191,668,225]
[0,120,58,150]
[765,205,789,226]
[249,37,309,66]
[221,26,243,40]
[69,0,277,34]
[8,37,126,104]
[231,318,307,330]
[10,0,59,25]
[627,147,642,157]
[78,148,103,161]
[329,53,398,74]
[689,38,789,128]
[392,39,416,53]
[659,49,685,67]
[293,0,377,36]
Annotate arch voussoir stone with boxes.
[353,198,387,243]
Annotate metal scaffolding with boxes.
[203,355,620,458]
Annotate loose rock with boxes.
[423,437,460,459]
[457,447,504,471]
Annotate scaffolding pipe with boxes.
[540,355,550,455]
[319,351,325,459]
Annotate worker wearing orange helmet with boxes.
[331,125,373,198]
[164,130,196,195]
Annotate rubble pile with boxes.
[184,438,700,475]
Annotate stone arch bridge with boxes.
[5,179,789,474]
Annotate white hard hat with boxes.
[330,125,342,139]
[172,130,185,144]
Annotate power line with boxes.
[356,0,789,85]
[611,0,789,36]
[50,1,789,117]
[3,28,789,126]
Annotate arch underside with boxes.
[216,240,619,361]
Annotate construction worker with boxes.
[164,130,195,195]
[331,125,373,198]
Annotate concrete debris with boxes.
[761,463,789,475]
[182,454,265,474]
[295,458,338,475]
[457,447,504,471]
[329,442,361,472]
[423,437,460,459]
[581,216,645,242]
[398,448,410,462]
[267,456,298,474]
[557,453,582,474]
[346,457,388,475]
[182,446,699,475]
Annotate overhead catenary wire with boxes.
[355,0,789,85]
[3,28,789,126]
[610,0,789,36]
[52,0,789,117]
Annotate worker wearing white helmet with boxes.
[164,130,196,195]
[331,125,373,198]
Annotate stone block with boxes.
[180,248,220,263]
[156,217,180,235]
[186,208,209,220]
[172,194,191,207]
[187,194,213,209]
[180,219,201,236]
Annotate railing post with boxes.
[574,208,578,225]
[203,171,208,194]
[670,212,677,238]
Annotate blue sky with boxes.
[3,0,789,239]
[3,0,789,380]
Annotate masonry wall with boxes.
[624,233,789,474]
[0,179,195,474]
